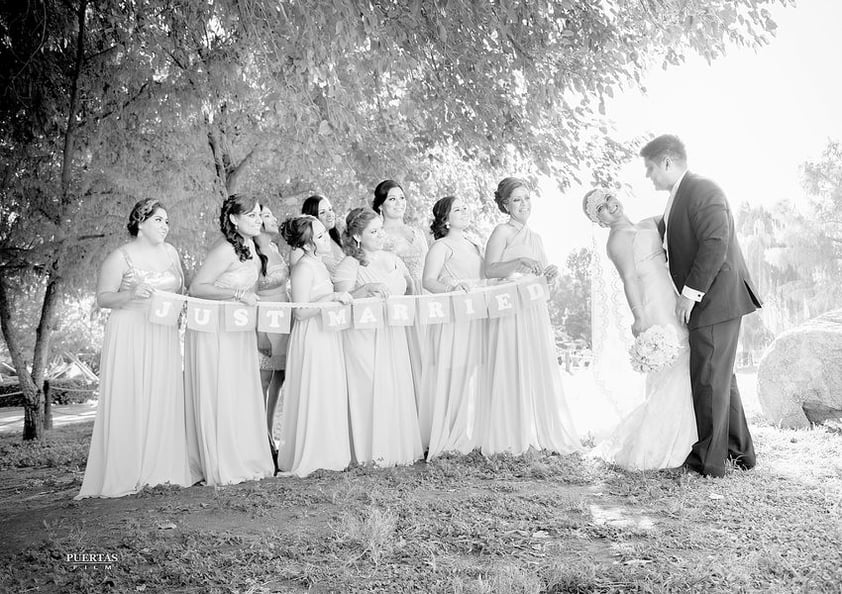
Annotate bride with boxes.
[582,188,697,470]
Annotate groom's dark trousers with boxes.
[660,172,762,478]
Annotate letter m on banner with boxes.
[322,304,352,331]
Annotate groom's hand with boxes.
[675,295,695,325]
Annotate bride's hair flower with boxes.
[628,325,683,373]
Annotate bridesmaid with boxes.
[333,207,424,467]
[482,177,581,456]
[255,204,289,456]
[420,196,487,459]
[289,194,345,274]
[77,199,191,498]
[185,194,274,486]
[277,215,353,477]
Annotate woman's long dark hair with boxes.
[372,179,402,215]
[430,196,456,240]
[220,194,267,275]
[301,194,342,248]
[342,207,379,266]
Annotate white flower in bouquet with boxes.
[628,325,684,374]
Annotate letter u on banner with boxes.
[224,304,257,331]
[452,291,488,322]
[386,296,416,326]
[148,294,183,326]
[353,300,384,329]
[257,304,291,334]
[486,284,519,318]
[419,295,452,325]
[186,302,219,332]
[322,303,352,331]
[518,277,549,307]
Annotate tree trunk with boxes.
[23,390,45,440]
[43,380,53,430]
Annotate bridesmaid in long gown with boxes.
[421,196,487,459]
[289,194,345,275]
[185,194,274,486]
[77,199,191,498]
[333,207,424,467]
[277,215,353,477]
[483,177,582,456]
[583,189,697,469]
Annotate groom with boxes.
[641,134,762,478]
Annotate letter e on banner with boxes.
[186,302,219,332]
[419,295,452,325]
[452,291,488,322]
[353,300,384,329]
[486,284,519,319]
[517,277,549,307]
[148,294,182,326]
[224,304,256,331]
[257,304,291,334]
[386,296,416,327]
[322,304,352,331]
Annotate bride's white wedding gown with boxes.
[592,225,698,470]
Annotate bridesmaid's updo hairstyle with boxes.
[280,215,317,251]
[127,198,165,237]
[493,177,528,214]
[220,193,268,274]
[372,179,402,215]
[301,194,342,248]
[342,207,379,266]
[430,196,457,240]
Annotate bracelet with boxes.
[234,288,243,301]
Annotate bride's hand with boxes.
[631,317,645,337]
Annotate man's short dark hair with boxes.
[640,134,687,164]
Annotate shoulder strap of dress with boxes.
[120,247,134,270]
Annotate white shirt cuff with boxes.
[681,286,705,302]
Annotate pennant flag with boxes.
[148,294,183,326]
[322,303,352,331]
[486,285,519,318]
[418,294,452,325]
[186,301,219,332]
[353,299,385,329]
[224,303,257,332]
[257,303,291,334]
[386,296,416,327]
[452,290,488,322]
[518,276,550,307]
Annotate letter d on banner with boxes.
[517,276,549,307]
[322,303,352,331]
[148,294,183,326]
[257,304,291,334]
[486,284,519,318]
[186,302,219,332]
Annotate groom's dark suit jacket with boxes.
[657,172,762,329]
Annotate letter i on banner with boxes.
[517,276,549,307]
[486,284,519,318]
[186,301,219,332]
[386,296,416,327]
[322,303,352,331]
[452,290,488,322]
[224,303,257,331]
[419,294,452,325]
[257,304,291,334]
[148,294,183,326]
[353,299,384,329]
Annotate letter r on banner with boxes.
[486,285,519,318]
[186,302,219,332]
[224,304,257,331]
[419,295,452,325]
[386,296,416,326]
[148,294,182,326]
[257,304,291,334]
[322,304,352,330]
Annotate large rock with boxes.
[757,308,842,429]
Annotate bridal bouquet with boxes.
[628,325,683,374]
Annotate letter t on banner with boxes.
[148,294,183,326]
[257,304,291,334]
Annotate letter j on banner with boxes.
[148,294,182,326]
[322,303,352,331]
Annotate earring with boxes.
[445,222,450,229]
[355,238,361,249]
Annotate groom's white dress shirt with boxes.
[663,170,705,303]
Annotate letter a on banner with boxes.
[452,291,488,322]
[224,304,257,331]
[419,295,452,325]
[187,302,219,332]
[386,296,416,327]
[517,277,549,307]
[322,303,352,331]
[353,300,384,329]
[486,284,519,318]
[148,294,182,326]
[257,304,291,334]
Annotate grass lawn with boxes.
[0,418,840,593]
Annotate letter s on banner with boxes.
[224,304,257,331]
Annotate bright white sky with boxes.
[533,0,842,261]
